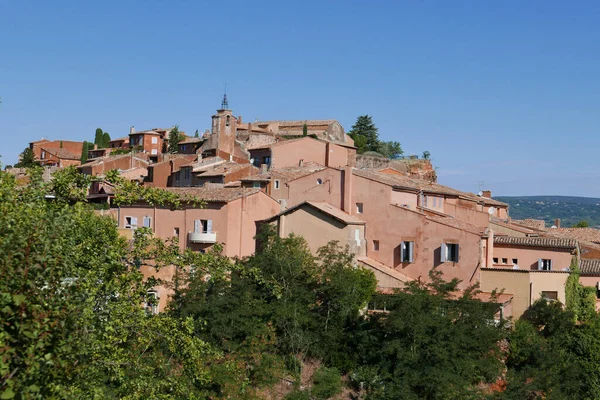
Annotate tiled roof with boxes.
[356,257,412,283]
[511,219,546,231]
[195,162,256,177]
[109,137,129,142]
[548,228,600,245]
[179,137,204,144]
[78,154,149,168]
[354,169,508,207]
[426,215,485,235]
[163,187,261,203]
[494,236,577,250]
[246,137,309,151]
[242,161,326,182]
[265,201,364,225]
[580,259,600,275]
[255,119,337,127]
[490,218,538,235]
[44,148,80,160]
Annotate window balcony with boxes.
[188,231,217,244]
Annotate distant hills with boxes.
[496,196,600,228]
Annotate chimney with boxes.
[93,144,98,150]
[343,166,353,214]
[555,218,561,228]
[130,126,135,135]
[299,159,304,167]
[482,190,492,198]
[261,163,268,173]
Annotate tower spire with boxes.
[221,82,229,110]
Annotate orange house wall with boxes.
[492,246,574,271]
[272,139,326,168]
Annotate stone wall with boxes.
[355,155,436,182]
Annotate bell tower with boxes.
[211,92,237,157]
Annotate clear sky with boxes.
[1,1,599,196]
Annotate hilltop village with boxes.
[11,97,600,319]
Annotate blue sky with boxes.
[1,1,599,196]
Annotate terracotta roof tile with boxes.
[353,169,508,207]
[195,162,256,177]
[548,228,600,245]
[494,236,577,250]
[511,219,547,230]
[580,259,600,275]
[43,148,80,160]
[242,162,326,182]
[163,187,261,203]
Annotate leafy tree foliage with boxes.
[14,147,39,168]
[422,150,431,160]
[573,220,590,227]
[302,123,308,137]
[500,299,600,399]
[167,125,185,153]
[80,141,91,163]
[348,115,403,159]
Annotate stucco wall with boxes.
[284,168,344,209]
[492,245,574,271]
[272,138,326,168]
[350,175,482,288]
[481,269,569,318]
[275,205,365,256]
[390,190,418,210]
[444,203,489,227]
[326,143,349,168]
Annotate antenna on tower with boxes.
[221,82,229,110]
[474,180,484,192]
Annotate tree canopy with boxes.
[14,147,40,168]
[348,115,403,159]
[93,128,111,149]
[167,125,185,153]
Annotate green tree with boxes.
[102,131,111,148]
[302,123,308,136]
[194,129,199,138]
[422,150,431,160]
[348,115,379,152]
[573,220,590,228]
[167,125,184,153]
[94,128,104,147]
[14,147,39,168]
[80,141,91,163]
[377,140,403,159]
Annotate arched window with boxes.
[226,115,231,126]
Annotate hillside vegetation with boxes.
[497,196,600,228]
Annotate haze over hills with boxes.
[497,195,600,228]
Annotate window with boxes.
[41,150,46,159]
[226,115,231,126]
[184,168,190,180]
[541,291,558,301]
[145,290,159,315]
[356,203,364,214]
[253,182,261,188]
[262,156,271,165]
[373,240,380,251]
[355,228,361,245]
[124,216,138,229]
[502,258,508,264]
[441,243,459,262]
[512,258,518,264]
[423,195,428,207]
[143,216,152,230]
[181,144,187,152]
[151,137,158,144]
[151,149,158,155]
[432,197,437,207]
[538,259,552,271]
[194,219,212,233]
[316,178,323,185]
[175,172,180,183]
[493,257,499,264]
[274,180,280,189]
[174,227,180,237]
[401,241,414,263]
